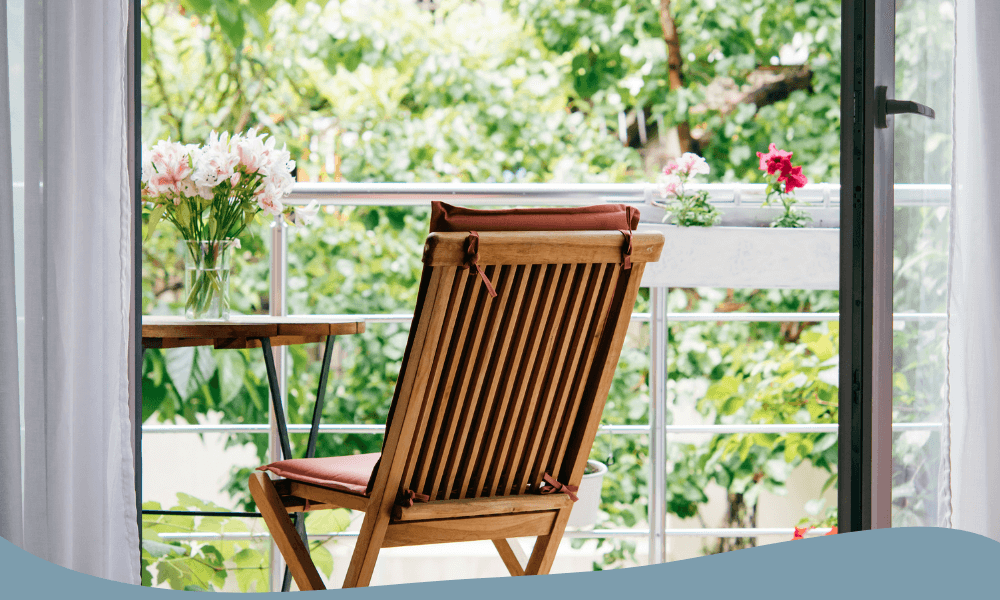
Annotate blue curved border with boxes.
[1,528,995,598]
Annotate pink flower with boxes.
[757,143,793,173]
[658,174,682,198]
[662,161,679,176]
[779,165,808,192]
[143,140,195,196]
[677,152,710,176]
[254,187,285,216]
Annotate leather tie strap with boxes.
[539,473,579,502]
[463,231,498,298]
[397,489,430,508]
[619,228,633,270]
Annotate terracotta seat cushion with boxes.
[258,452,380,496]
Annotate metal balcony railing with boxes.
[143,182,949,567]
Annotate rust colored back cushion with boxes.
[429,201,639,233]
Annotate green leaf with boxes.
[215,350,247,405]
[181,0,212,15]
[146,204,166,241]
[164,347,217,401]
[214,0,245,50]
[705,375,740,401]
[142,539,186,559]
[248,0,279,13]
[310,543,334,578]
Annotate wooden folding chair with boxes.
[249,229,664,589]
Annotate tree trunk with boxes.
[658,0,693,154]
[714,492,758,553]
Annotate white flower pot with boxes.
[637,224,840,291]
[567,460,607,528]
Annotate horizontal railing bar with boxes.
[299,312,946,325]
[154,527,833,542]
[143,422,942,435]
[284,182,949,207]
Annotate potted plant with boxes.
[640,149,839,291]
[142,130,318,320]
[567,459,608,528]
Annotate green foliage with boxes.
[140,493,348,591]
[665,189,721,227]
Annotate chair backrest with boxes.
[373,230,663,503]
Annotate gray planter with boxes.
[638,224,840,291]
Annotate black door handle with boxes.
[876,85,935,128]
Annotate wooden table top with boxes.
[142,315,367,350]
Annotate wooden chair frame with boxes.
[250,230,664,589]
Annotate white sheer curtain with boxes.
[0,0,139,583]
[946,0,1000,541]
[0,0,22,551]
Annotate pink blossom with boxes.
[192,131,240,189]
[677,152,710,176]
[779,164,808,192]
[255,188,285,216]
[143,140,195,196]
[658,174,682,198]
[662,161,679,176]
[757,143,793,173]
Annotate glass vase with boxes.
[184,239,235,320]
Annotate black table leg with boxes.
[306,335,336,459]
[262,336,337,591]
[260,338,293,462]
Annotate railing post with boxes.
[648,286,668,564]
[268,215,289,592]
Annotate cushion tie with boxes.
[463,231,498,298]
[397,488,430,508]
[619,229,633,270]
[619,205,635,270]
[539,473,579,502]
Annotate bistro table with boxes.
[140,314,367,590]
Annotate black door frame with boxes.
[839,0,894,533]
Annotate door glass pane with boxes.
[891,0,954,527]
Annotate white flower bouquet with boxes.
[142,129,319,319]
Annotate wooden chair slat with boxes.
[441,265,513,499]
[481,264,550,498]
[463,264,533,498]
[428,266,493,499]
[548,263,622,474]
[400,270,467,489]
[532,263,607,484]
[508,264,576,495]
[516,263,593,492]
[494,264,562,497]
[559,264,647,487]
[412,271,478,495]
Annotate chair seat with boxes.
[258,452,380,496]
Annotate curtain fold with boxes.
[946,0,1000,541]
[0,0,140,582]
[0,0,23,550]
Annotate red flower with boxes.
[757,143,793,173]
[779,164,808,192]
[792,526,811,540]
[825,526,838,536]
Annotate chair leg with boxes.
[493,539,527,576]
[249,472,326,591]
[341,509,391,588]
[524,507,573,576]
